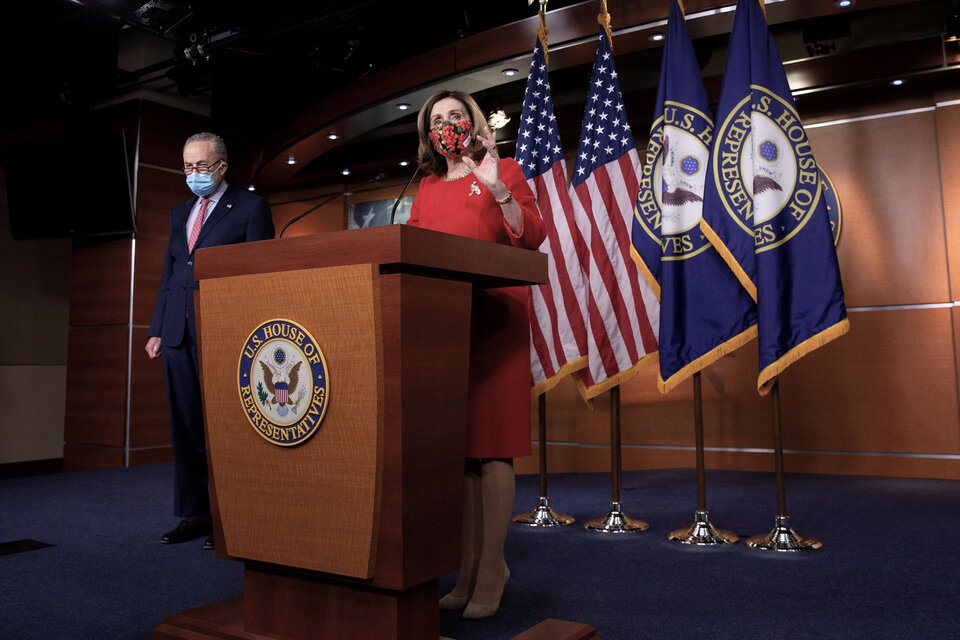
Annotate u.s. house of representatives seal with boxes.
[636,100,714,260]
[713,85,825,252]
[237,319,329,447]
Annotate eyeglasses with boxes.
[183,159,224,176]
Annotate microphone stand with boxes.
[279,173,386,238]
[390,154,429,225]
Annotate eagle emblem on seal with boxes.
[256,346,306,418]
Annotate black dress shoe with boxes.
[161,519,212,544]
[202,535,214,550]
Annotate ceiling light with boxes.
[890,79,904,86]
[648,33,665,42]
[247,184,255,191]
[341,168,351,176]
[834,0,854,7]
[287,156,296,165]
[488,109,511,131]
[399,160,410,167]
[501,68,519,77]
[396,103,411,111]
[327,132,339,140]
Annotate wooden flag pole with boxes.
[512,0,573,529]
[668,372,738,545]
[513,393,574,526]
[746,379,822,551]
[771,378,788,515]
[584,385,649,533]
[695,372,707,511]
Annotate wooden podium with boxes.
[153,224,548,640]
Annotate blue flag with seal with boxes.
[632,0,757,394]
[699,0,849,395]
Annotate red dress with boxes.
[407,158,546,458]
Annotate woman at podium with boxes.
[407,90,546,619]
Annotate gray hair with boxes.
[184,132,228,162]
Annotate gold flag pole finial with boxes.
[535,0,550,65]
[598,0,613,49]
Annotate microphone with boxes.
[390,153,430,225]
[278,172,387,238]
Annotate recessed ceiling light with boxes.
[501,68,519,77]
[890,79,904,86]
[399,160,410,167]
[287,156,296,165]
[649,33,665,42]
[341,168,351,176]
[327,132,339,140]
[834,0,854,7]
[396,103,411,111]
[247,184,255,191]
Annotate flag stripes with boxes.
[516,37,590,397]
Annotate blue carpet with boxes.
[1,463,958,639]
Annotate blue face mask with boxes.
[186,171,219,197]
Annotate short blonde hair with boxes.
[417,90,487,177]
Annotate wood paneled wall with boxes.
[515,96,960,481]
[62,96,960,483]
[63,101,209,471]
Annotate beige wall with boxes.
[0,167,71,465]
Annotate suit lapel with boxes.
[177,198,197,254]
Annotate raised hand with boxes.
[462,126,502,190]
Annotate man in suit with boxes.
[145,132,274,549]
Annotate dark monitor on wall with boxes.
[3,130,135,240]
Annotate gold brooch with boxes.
[468,181,482,197]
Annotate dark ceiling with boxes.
[0,0,579,137]
[2,0,960,192]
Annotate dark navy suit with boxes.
[149,182,274,518]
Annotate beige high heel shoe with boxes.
[438,593,470,611]
[462,563,510,620]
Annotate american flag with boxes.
[570,32,659,399]
[516,37,590,396]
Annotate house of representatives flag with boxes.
[570,31,659,400]
[699,0,849,394]
[516,36,590,396]
[632,0,757,394]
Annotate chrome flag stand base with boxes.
[584,501,649,533]
[668,510,738,545]
[746,515,821,551]
[513,496,575,527]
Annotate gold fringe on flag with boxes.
[699,218,758,302]
[531,355,589,399]
[757,317,850,395]
[576,351,660,402]
[659,325,758,394]
[629,241,661,301]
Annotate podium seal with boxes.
[237,318,330,446]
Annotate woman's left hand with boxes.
[463,125,521,234]
[462,126,502,191]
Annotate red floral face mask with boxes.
[429,119,473,158]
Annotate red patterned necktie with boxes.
[187,197,210,253]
